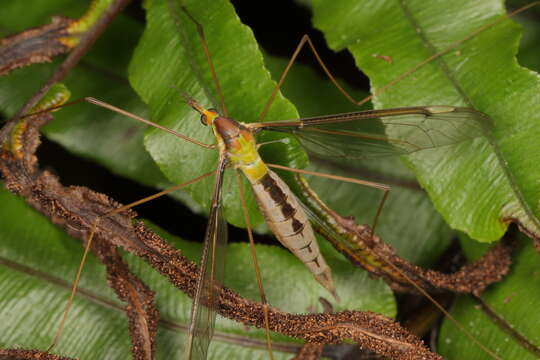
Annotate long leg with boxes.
[267,163,389,235]
[185,156,228,360]
[19,96,215,149]
[269,164,502,360]
[180,6,228,117]
[179,7,276,359]
[235,171,274,360]
[258,1,540,123]
[257,27,506,359]
[257,35,369,123]
[48,169,216,351]
[86,97,215,149]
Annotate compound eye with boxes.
[199,114,208,126]
[200,109,218,126]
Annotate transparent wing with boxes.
[185,158,228,360]
[257,106,493,160]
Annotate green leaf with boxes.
[5,0,540,357]
[0,3,395,358]
[263,52,454,266]
[0,185,132,358]
[438,236,540,359]
[307,2,540,357]
[0,185,394,359]
[0,0,168,189]
[0,0,454,268]
[311,0,540,242]
[0,0,85,34]
[129,0,307,229]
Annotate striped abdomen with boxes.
[213,115,336,296]
[249,170,336,297]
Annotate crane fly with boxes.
[20,2,489,357]
[17,30,491,360]
[168,100,489,360]
[2,0,529,359]
[54,78,489,360]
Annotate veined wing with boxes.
[252,106,493,160]
[185,157,228,360]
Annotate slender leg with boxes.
[235,171,274,360]
[255,5,540,240]
[180,7,274,358]
[258,1,540,123]
[20,96,216,149]
[257,35,370,124]
[269,164,503,360]
[180,6,228,117]
[266,163,390,235]
[256,138,289,149]
[85,97,215,149]
[47,169,216,351]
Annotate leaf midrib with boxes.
[396,0,540,237]
[0,254,300,353]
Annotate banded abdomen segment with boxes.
[250,170,336,297]
[213,115,335,296]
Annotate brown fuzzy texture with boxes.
[290,342,324,360]
[0,16,73,76]
[297,175,515,296]
[94,243,159,360]
[0,108,442,359]
[0,349,75,360]
[341,220,515,296]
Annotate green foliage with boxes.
[1,0,540,359]
[312,0,540,242]
[0,1,393,358]
[439,236,540,359]
[309,1,540,358]
[129,0,307,229]
[0,186,391,358]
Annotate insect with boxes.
[2,0,536,360]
